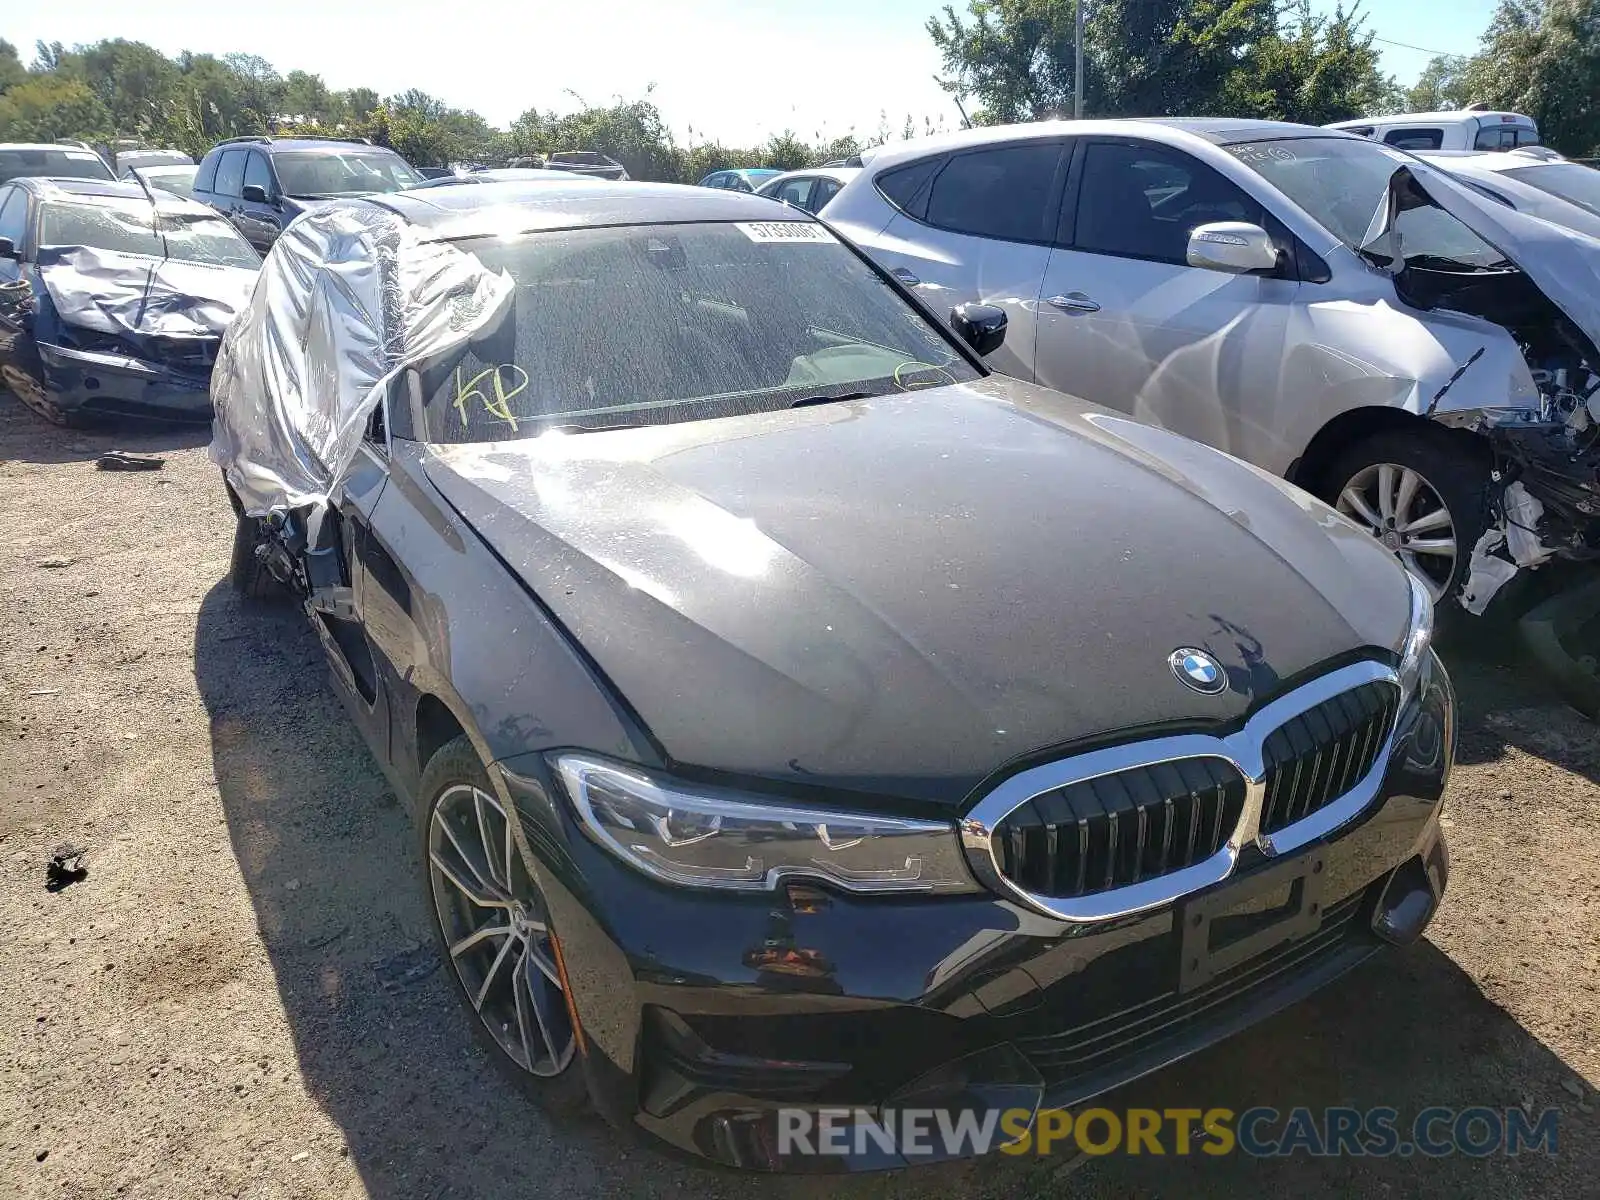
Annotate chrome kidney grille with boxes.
[961,660,1404,922]
[993,759,1246,897]
[1258,681,1399,835]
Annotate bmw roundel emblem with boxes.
[1169,648,1227,695]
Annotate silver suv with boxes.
[826,119,1600,611]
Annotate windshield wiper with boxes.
[789,390,875,409]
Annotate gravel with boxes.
[0,396,1595,1199]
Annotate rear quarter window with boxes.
[195,153,220,194]
[874,157,942,220]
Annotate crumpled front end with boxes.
[1441,396,1600,613]
[1373,163,1600,612]
[26,244,255,422]
[34,332,217,423]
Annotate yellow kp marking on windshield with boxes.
[455,363,530,431]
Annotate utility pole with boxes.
[1074,0,1085,119]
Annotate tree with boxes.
[1220,2,1396,125]
[64,40,180,138]
[0,40,26,94]
[281,71,333,124]
[927,0,1082,123]
[927,0,1394,123]
[0,75,111,142]
[1463,0,1600,155]
[1406,54,1476,111]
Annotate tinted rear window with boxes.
[1382,128,1445,150]
[874,157,941,219]
[924,143,1061,243]
[0,149,113,185]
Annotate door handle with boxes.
[892,267,921,286]
[1048,292,1100,312]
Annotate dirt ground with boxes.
[1,393,1596,1200]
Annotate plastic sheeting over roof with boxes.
[209,202,513,516]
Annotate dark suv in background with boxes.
[193,136,422,252]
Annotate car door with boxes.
[212,150,249,240]
[1033,137,1303,465]
[237,151,284,251]
[864,140,1069,383]
[808,176,843,213]
[313,402,393,762]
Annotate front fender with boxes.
[363,444,652,795]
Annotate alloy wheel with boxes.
[1335,462,1457,602]
[427,784,575,1078]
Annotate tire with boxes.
[417,735,591,1114]
[1,363,86,428]
[228,511,282,601]
[1322,429,1492,607]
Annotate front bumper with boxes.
[37,342,213,423]
[496,662,1454,1172]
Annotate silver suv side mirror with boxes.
[1186,222,1280,274]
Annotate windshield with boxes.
[272,150,421,197]
[39,199,260,268]
[415,221,979,443]
[1502,163,1600,218]
[137,167,198,200]
[1226,136,1508,269]
[0,148,113,186]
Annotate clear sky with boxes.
[6,0,1504,145]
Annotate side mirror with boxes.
[1186,221,1280,274]
[0,236,16,261]
[950,302,1008,357]
[240,184,270,204]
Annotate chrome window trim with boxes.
[959,660,1401,923]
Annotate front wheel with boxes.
[1323,430,1491,606]
[228,511,283,601]
[418,735,589,1111]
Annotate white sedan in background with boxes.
[755,166,860,214]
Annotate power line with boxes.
[1370,35,1469,56]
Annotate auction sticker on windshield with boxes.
[736,221,837,244]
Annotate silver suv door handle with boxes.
[1048,293,1100,312]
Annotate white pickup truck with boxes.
[1325,109,1540,152]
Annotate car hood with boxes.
[34,245,256,342]
[1374,163,1600,355]
[420,379,1411,807]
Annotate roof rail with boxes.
[216,135,272,146]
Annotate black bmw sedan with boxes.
[211,180,1454,1171]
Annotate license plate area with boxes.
[1177,848,1326,993]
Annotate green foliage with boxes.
[1405,54,1476,111]
[0,75,112,142]
[1462,0,1600,156]
[0,40,26,95]
[930,0,1395,124]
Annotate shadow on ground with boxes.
[0,389,212,465]
[194,575,1592,1200]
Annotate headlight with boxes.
[552,754,979,894]
[1397,570,1435,703]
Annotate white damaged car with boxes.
[824,120,1600,612]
